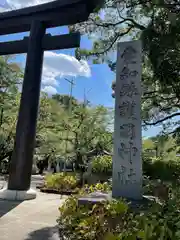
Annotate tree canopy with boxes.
[71,0,180,135]
[0,57,113,173]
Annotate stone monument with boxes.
[112,40,142,200]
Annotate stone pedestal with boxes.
[78,191,159,209]
[78,191,111,205]
[0,187,36,201]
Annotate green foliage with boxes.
[143,135,180,182]
[34,93,113,171]
[44,173,79,191]
[72,0,180,132]
[92,155,112,174]
[52,94,79,110]
[80,182,112,195]
[0,57,22,171]
[143,138,155,151]
[143,156,180,181]
[0,70,113,173]
[58,182,180,240]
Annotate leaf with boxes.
[137,230,145,239]
[104,232,120,240]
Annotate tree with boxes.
[143,133,179,161]
[71,0,180,134]
[58,104,113,169]
[143,137,158,158]
[0,56,22,172]
[35,93,69,173]
[33,94,113,174]
[0,56,113,174]
[52,94,79,110]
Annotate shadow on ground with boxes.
[0,200,23,218]
[25,226,60,240]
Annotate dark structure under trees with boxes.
[0,0,103,192]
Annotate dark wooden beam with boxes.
[0,0,81,20]
[0,3,87,35]
[0,0,104,36]
[0,32,80,55]
[43,32,80,51]
[0,0,104,22]
[0,39,27,55]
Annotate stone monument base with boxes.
[78,191,112,205]
[0,187,37,201]
[78,191,159,208]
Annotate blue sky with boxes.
[0,0,165,138]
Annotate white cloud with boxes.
[42,86,57,95]
[0,7,5,12]
[41,52,91,92]
[43,52,91,79]
[42,66,59,87]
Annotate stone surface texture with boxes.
[0,188,37,201]
[0,191,65,240]
[112,40,142,200]
[78,191,112,205]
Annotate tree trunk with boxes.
[75,152,84,186]
[0,108,4,127]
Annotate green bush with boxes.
[44,173,79,191]
[58,183,180,240]
[80,182,112,195]
[143,156,180,181]
[92,155,112,174]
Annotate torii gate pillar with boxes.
[8,21,45,193]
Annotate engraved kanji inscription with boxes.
[128,168,136,180]
[119,66,129,80]
[121,46,137,64]
[117,166,137,184]
[117,165,127,184]
[127,168,137,184]
[120,123,135,139]
[130,70,138,77]
[120,67,138,80]
[118,142,138,164]
[118,101,136,119]
[120,82,139,97]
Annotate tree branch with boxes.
[88,17,127,28]
[89,16,146,31]
[143,91,159,96]
[144,112,180,126]
[90,27,133,56]
[123,18,146,30]
[142,93,179,104]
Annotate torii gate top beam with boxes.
[0,0,103,35]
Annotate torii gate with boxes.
[0,0,103,200]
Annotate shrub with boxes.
[92,155,112,174]
[58,183,180,240]
[143,156,180,181]
[80,182,112,195]
[44,172,79,191]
